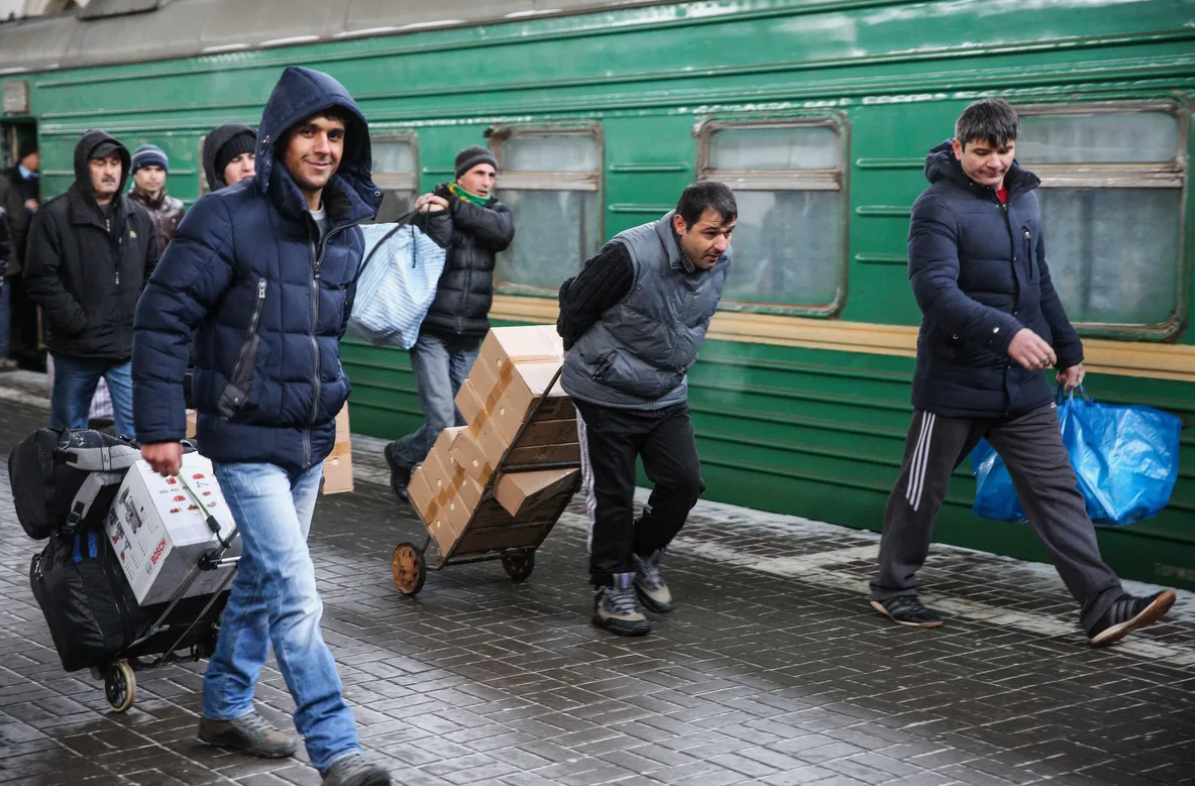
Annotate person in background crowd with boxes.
[203,123,257,190]
[133,67,391,786]
[556,182,736,637]
[868,98,1175,646]
[383,144,514,503]
[128,143,185,261]
[23,131,157,438]
[0,203,10,370]
[181,123,259,409]
[1,140,40,370]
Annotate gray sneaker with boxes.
[593,572,651,636]
[632,548,673,613]
[321,753,391,786]
[198,711,296,758]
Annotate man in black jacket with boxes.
[868,99,1174,646]
[24,130,157,438]
[384,144,515,502]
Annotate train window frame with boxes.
[696,116,849,318]
[1011,101,1189,338]
[488,122,605,297]
[369,131,420,224]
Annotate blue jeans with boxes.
[205,461,359,771]
[50,355,135,438]
[390,332,478,468]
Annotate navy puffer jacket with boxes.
[910,141,1083,419]
[133,67,382,476]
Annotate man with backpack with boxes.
[133,67,390,786]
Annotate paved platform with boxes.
[1,377,1194,786]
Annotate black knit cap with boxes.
[214,130,257,179]
[454,145,497,179]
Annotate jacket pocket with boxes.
[218,279,267,418]
[591,349,616,381]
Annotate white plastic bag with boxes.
[348,222,447,349]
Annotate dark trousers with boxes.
[574,400,704,585]
[870,404,1124,632]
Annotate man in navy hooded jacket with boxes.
[133,68,390,786]
[867,98,1174,648]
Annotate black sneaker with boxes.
[198,711,296,758]
[593,573,651,637]
[870,596,944,628]
[383,443,411,505]
[632,549,673,614]
[1088,590,1176,647]
[321,753,391,786]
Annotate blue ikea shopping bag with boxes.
[347,221,447,350]
[970,388,1181,525]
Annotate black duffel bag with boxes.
[30,527,229,672]
[8,428,142,540]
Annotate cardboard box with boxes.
[477,325,564,375]
[490,362,574,433]
[495,468,580,517]
[185,409,197,439]
[322,405,353,495]
[106,453,241,606]
[454,379,486,430]
[449,428,495,483]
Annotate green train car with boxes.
[2,0,1192,589]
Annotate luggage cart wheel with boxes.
[104,661,136,713]
[392,542,426,596]
[501,551,535,582]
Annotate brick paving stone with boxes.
[2,385,1195,785]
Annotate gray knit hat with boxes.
[454,145,497,179]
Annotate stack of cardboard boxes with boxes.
[408,326,582,557]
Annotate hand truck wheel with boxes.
[392,542,426,596]
[501,551,535,582]
[104,660,136,713]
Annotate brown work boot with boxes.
[198,710,296,758]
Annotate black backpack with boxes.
[8,428,143,540]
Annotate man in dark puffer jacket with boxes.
[383,144,515,502]
[24,130,158,437]
[133,67,390,786]
[868,98,1174,647]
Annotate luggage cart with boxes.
[95,475,240,713]
[392,367,580,595]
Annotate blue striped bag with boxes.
[347,221,447,349]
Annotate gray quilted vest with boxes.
[562,211,731,410]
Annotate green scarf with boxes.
[449,181,490,206]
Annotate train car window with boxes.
[698,120,845,316]
[491,128,603,295]
[1015,104,1186,330]
[371,135,419,224]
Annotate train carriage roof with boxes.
[0,0,670,74]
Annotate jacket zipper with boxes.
[305,221,351,470]
[228,278,268,384]
[1024,229,1034,281]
